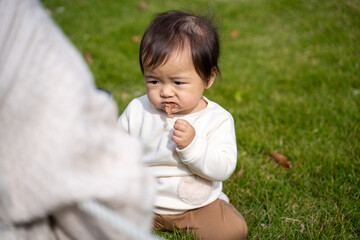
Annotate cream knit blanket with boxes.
[0,0,154,239]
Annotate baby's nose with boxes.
[161,85,174,97]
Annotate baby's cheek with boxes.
[146,92,160,108]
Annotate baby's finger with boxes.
[175,119,190,125]
[173,119,190,131]
[171,134,180,143]
[173,122,186,132]
[172,129,184,138]
[172,134,188,150]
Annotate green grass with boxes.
[43,0,360,239]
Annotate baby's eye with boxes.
[175,81,184,85]
[149,80,159,84]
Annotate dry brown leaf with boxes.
[164,103,175,118]
[85,52,93,65]
[230,162,244,185]
[138,2,147,11]
[269,152,292,169]
[132,35,140,43]
[234,164,244,179]
[165,106,173,118]
[300,224,306,233]
[230,30,239,39]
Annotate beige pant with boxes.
[153,199,248,240]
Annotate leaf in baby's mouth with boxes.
[165,106,173,118]
[164,103,175,118]
[269,152,292,169]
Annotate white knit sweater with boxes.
[0,0,155,239]
[119,95,237,215]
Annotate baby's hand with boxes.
[172,119,195,150]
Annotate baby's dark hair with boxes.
[139,10,220,84]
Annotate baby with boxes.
[119,10,248,239]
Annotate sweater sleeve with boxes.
[176,114,237,182]
[118,97,146,136]
[118,104,130,133]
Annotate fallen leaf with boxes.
[132,35,140,43]
[320,223,326,234]
[300,224,306,233]
[230,30,239,39]
[138,2,147,11]
[282,217,301,223]
[234,163,244,179]
[269,152,292,169]
[230,162,244,185]
[261,223,269,228]
[84,52,94,65]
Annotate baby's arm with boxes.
[176,116,237,182]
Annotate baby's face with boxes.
[144,47,213,116]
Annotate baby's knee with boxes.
[234,216,248,240]
[222,203,248,239]
[223,215,248,240]
[199,215,248,240]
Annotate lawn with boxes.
[43,0,359,239]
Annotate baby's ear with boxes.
[205,67,217,89]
